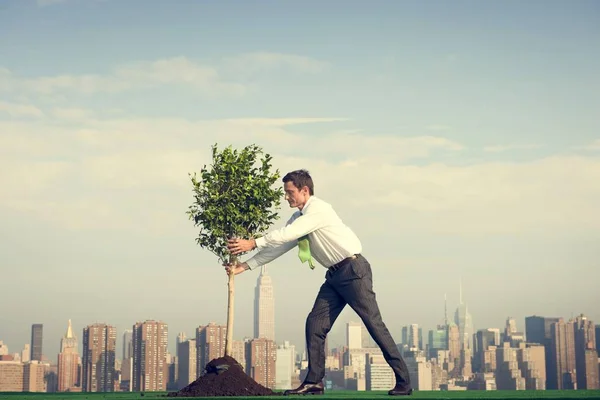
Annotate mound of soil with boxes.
[167,355,280,397]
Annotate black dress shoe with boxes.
[388,383,413,396]
[284,382,324,395]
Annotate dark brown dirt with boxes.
[167,356,281,397]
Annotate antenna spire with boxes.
[444,293,448,326]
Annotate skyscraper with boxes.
[58,319,80,392]
[82,323,116,392]
[132,320,169,392]
[246,338,277,389]
[447,323,461,368]
[525,315,560,390]
[596,325,600,354]
[550,318,576,390]
[401,324,420,350]
[275,341,295,390]
[428,325,447,360]
[196,323,226,374]
[122,329,133,361]
[346,321,362,349]
[474,329,497,373]
[177,339,197,389]
[453,283,474,350]
[573,314,599,389]
[30,324,43,361]
[254,265,275,341]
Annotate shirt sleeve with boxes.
[254,209,328,248]
[244,240,297,270]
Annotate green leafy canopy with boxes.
[187,144,284,263]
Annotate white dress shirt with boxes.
[245,195,362,270]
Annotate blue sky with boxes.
[1,0,599,360]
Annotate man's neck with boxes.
[298,195,313,212]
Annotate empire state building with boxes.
[254,265,275,341]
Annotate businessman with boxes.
[226,169,412,396]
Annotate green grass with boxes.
[1,391,600,400]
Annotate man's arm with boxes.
[255,210,328,249]
[227,213,301,267]
[243,240,297,270]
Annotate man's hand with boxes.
[227,238,256,255]
[224,261,250,276]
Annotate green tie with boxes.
[298,235,315,270]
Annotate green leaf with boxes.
[187,143,283,263]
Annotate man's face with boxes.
[284,181,308,209]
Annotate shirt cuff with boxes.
[255,236,267,249]
[245,258,260,271]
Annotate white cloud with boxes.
[51,107,93,120]
[1,114,598,239]
[226,52,329,74]
[0,53,329,97]
[0,101,44,118]
[484,144,542,152]
[572,139,600,151]
[0,57,246,96]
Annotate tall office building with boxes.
[428,325,447,360]
[447,323,461,367]
[246,338,277,389]
[347,321,362,349]
[58,319,80,392]
[474,329,498,373]
[401,324,421,350]
[366,354,395,391]
[82,323,116,392]
[573,314,599,389]
[0,361,24,391]
[177,339,197,389]
[254,265,275,341]
[21,344,30,363]
[495,343,526,390]
[196,323,226,374]
[550,318,576,390]
[30,324,43,361]
[275,341,295,390]
[177,332,187,347]
[517,343,546,390]
[132,320,169,392]
[122,330,133,361]
[453,283,473,350]
[23,361,47,392]
[505,317,518,336]
[525,315,560,389]
[504,317,524,345]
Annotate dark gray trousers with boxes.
[303,254,411,386]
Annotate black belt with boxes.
[328,254,359,272]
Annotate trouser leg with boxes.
[304,279,346,383]
[336,256,411,385]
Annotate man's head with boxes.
[282,169,314,210]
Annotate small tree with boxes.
[187,143,283,356]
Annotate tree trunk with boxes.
[224,255,236,357]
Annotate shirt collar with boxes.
[300,195,315,215]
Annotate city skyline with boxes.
[2,298,597,367]
[1,0,599,378]
[1,311,598,392]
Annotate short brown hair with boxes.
[283,169,314,195]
